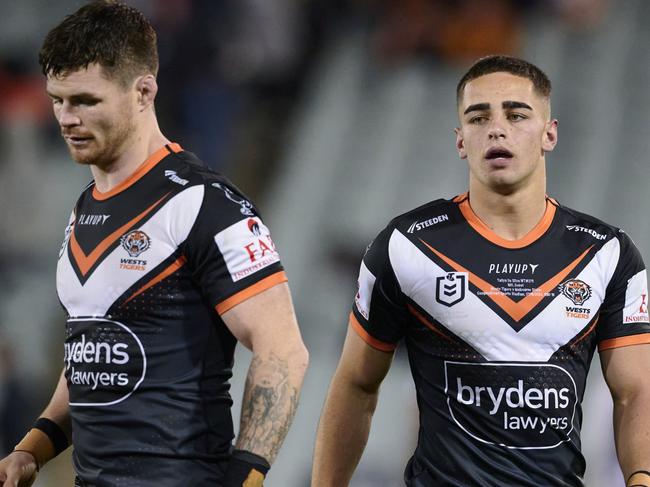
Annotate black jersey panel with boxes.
[57,145,280,485]
[349,194,648,484]
[352,225,410,349]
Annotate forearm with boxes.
[312,373,379,487]
[613,392,650,485]
[235,347,308,464]
[40,370,72,440]
[13,369,71,471]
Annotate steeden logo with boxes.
[164,170,189,186]
[407,214,449,234]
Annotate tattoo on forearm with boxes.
[236,353,300,463]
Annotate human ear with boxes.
[542,119,558,152]
[455,127,467,159]
[135,74,158,110]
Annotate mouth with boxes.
[484,147,514,162]
[64,135,93,147]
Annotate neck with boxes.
[467,176,547,241]
[91,119,170,193]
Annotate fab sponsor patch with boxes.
[214,217,280,282]
[444,361,577,449]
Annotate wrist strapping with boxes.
[222,449,270,486]
[14,418,69,470]
[628,470,650,487]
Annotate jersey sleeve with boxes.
[183,180,286,315]
[351,226,409,351]
[597,231,650,351]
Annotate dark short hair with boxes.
[39,0,158,85]
[456,55,551,104]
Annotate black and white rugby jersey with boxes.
[351,193,649,487]
[57,143,286,486]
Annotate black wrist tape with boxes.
[221,449,270,486]
[230,449,270,473]
[33,418,69,456]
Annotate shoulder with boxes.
[363,196,456,262]
[387,196,456,232]
[552,199,637,251]
[553,200,620,240]
[165,150,258,216]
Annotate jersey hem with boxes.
[349,312,397,352]
[215,271,287,315]
[598,332,650,351]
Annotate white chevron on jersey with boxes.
[57,185,204,317]
[388,230,620,362]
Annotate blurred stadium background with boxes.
[0,0,648,485]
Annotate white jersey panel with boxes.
[57,185,204,317]
[388,230,618,362]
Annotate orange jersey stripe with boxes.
[349,312,397,352]
[421,241,594,322]
[122,255,188,306]
[70,192,171,276]
[92,143,182,201]
[215,271,287,315]
[407,304,453,342]
[572,315,599,347]
[70,193,169,276]
[598,333,650,351]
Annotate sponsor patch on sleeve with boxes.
[623,269,649,324]
[214,217,280,282]
[354,261,376,320]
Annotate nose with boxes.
[487,114,507,140]
[488,124,506,140]
[57,102,81,128]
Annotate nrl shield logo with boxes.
[436,272,467,307]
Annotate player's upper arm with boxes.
[334,320,395,393]
[600,344,650,402]
[221,282,305,356]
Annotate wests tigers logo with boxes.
[120,230,151,258]
[559,279,592,306]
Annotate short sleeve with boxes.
[184,180,286,315]
[597,231,650,351]
[351,226,409,351]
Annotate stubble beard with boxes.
[68,116,135,169]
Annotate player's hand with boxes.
[221,449,269,487]
[0,451,38,487]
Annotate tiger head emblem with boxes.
[559,279,592,306]
[120,230,151,258]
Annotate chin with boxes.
[68,149,96,166]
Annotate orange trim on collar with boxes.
[457,195,556,249]
[92,143,182,201]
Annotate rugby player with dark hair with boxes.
[312,55,650,486]
[0,1,308,486]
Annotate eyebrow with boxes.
[463,101,533,115]
[46,90,100,100]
